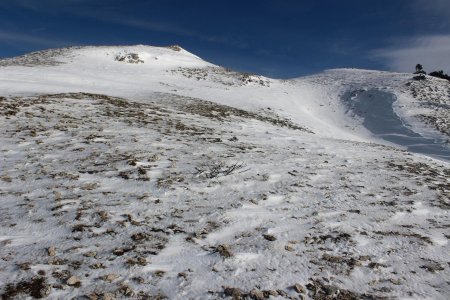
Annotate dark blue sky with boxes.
[1,0,449,78]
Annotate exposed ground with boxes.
[1,92,449,299]
[405,78,450,137]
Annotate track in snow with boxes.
[343,89,450,162]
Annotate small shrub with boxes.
[413,74,426,81]
[429,70,450,82]
[414,63,426,74]
[195,161,246,179]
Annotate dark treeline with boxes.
[414,64,450,82]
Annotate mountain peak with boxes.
[0,44,209,68]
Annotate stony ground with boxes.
[406,78,450,138]
[1,92,449,299]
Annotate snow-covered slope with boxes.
[0,46,376,142]
[1,45,448,153]
[0,46,449,299]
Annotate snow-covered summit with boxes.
[73,44,211,68]
[0,44,209,68]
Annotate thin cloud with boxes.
[413,0,450,19]
[373,35,450,73]
[1,0,250,50]
[113,17,199,40]
[0,29,63,47]
[90,12,249,49]
[0,0,94,11]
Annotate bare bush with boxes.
[195,161,246,179]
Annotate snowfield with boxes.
[0,45,449,299]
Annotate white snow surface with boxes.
[0,45,449,299]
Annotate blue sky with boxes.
[0,0,449,78]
